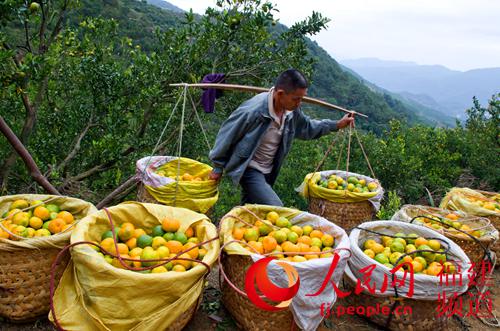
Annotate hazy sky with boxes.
[166,0,500,71]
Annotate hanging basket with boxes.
[136,156,218,216]
[0,194,97,322]
[392,205,498,269]
[297,127,383,232]
[301,170,384,232]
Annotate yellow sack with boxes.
[0,194,97,250]
[49,202,220,331]
[298,170,383,206]
[136,156,218,214]
[440,187,500,217]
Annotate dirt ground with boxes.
[1,265,499,331]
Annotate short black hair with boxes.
[275,69,308,93]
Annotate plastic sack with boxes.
[49,202,220,331]
[348,220,470,300]
[297,170,384,210]
[0,194,97,250]
[136,156,218,214]
[220,204,351,331]
[440,187,500,218]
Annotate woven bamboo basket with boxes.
[0,194,96,322]
[342,275,450,331]
[137,182,214,218]
[221,254,297,331]
[166,294,202,331]
[308,197,374,232]
[0,247,69,322]
[393,205,498,268]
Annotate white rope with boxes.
[140,86,184,180]
[173,85,188,206]
[187,88,212,151]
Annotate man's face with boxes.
[276,88,307,110]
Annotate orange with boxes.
[310,230,323,239]
[414,237,428,247]
[247,241,264,254]
[445,213,459,220]
[172,253,192,269]
[33,206,50,221]
[0,228,9,239]
[100,238,116,253]
[172,265,186,272]
[165,240,184,254]
[162,218,180,232]
[129,247,143,258]
[411,260,423,273]
[283,243,299,257]
[262,236,278,253]
[298,236,312,246]
[133,228,146,238]
[183,242,199,259]
[185,226,194,238]
[29,216,43,229]
[108,243,129,256]
[310,246,321,253]
[306,254,319,260]
[402,255,413,264]
[48,218,65,234]
[57,211,74,224]
[118,222,135,241]
[126,237,137,250]
[232,228,244,240]
[297,242,310,253]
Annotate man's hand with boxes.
[209,170,222,182]
[337,113,355,129]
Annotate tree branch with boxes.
[96,175,138,209]
[0,116,60,194]
[55,116,96,173]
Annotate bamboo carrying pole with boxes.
[169,82,368,118]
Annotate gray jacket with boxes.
[209,91,339,185]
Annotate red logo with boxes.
[244,256,300,311]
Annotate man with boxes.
[208,69,355,206]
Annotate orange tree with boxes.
[0,0,329,204]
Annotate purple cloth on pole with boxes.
[201,73,226,113]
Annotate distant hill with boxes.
[341,58,500,118]
[145,0,183,13]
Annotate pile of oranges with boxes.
[0,199,75,239]
[232,211,336,263]
[156,170,207,182]
[414,212,485,238]
[362,232,456,276]
[94,218,206,273]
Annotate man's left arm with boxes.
[294,110,354,140]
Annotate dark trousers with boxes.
[239,167,283,206]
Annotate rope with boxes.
[353,128,376,180]
[336,129,347,170]
[173,85,188,206]
[187,88,212,151]
[140,86,185,180]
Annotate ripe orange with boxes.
[297,242,310,253]
[126,237,137,250]
[162,218,180,232]
[414,237,428,247]
[183,242,199,259]
[172,253,192,269]
[310,230,323,239]
[185,226,194,238]
[117,222,134,241]
[29,216,43,229]
[232,228,244,240]
[133,228,146,238]
[57,211,74,224]
[165,240,183,254]
[33,206,50,221]
[48,218,65,234]
[247,241,264,254]
[298,236,312,246]
[262,236,278,253]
